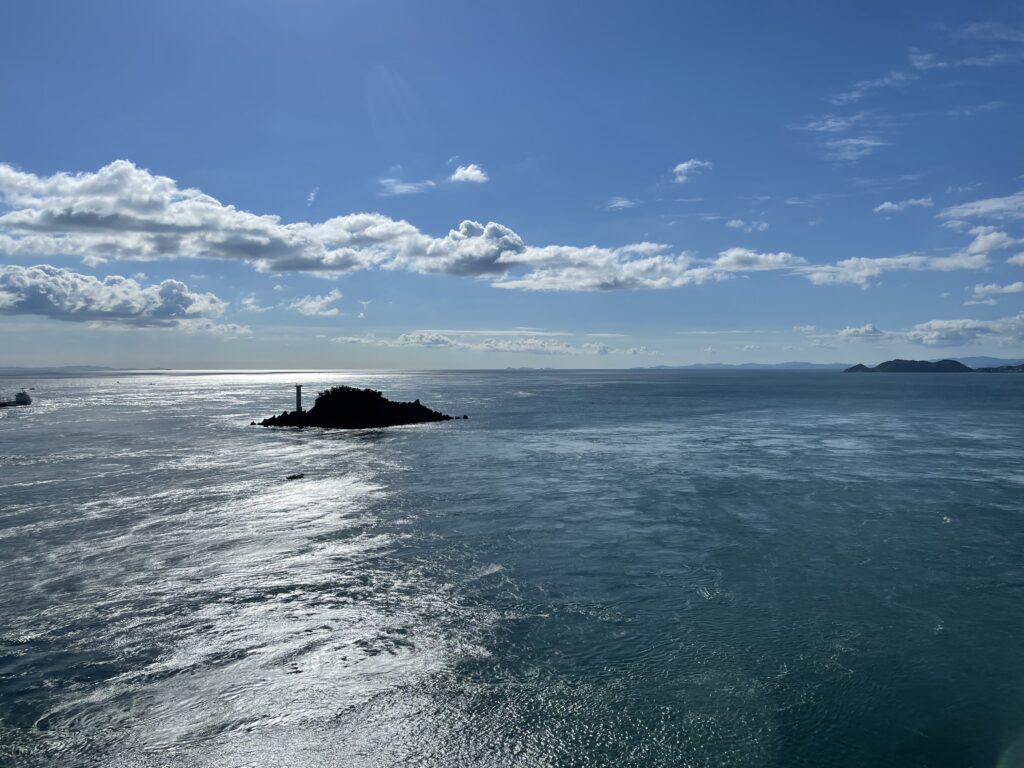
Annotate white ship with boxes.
[0,390,32,408]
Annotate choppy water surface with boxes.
[2,370,1024,767]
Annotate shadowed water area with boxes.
[2,370,1024,767]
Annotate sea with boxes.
[2,369,1024,767]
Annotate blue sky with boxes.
[1,0,1023,368]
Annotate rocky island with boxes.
[843,360,970,374]
[255,385,458,429]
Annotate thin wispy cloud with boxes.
[333,330,651,356]
[725,219,769,232]
[377,177,436,196]
[604,197,638,211]
[824,136,888,162]
[831,70,917,105]
[940,190,1024,221]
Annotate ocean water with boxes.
[2,369,1024,767]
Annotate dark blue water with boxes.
[2,370,1024,767]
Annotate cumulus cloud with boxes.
[904,314,1024,347]
[333,330,652,356]
[0,160,997,295]
[1007,252,1024,265]
[672,159,712,183]
[939,190,1024,221]
[288,288,342,316]
[838,323,888,341]
[449,164,488,183]
[873,197,933,214]
[0,263,243,332]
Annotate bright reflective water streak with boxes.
[2,370,1024,767]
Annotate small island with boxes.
[255,385,458,429]
[844,359,973,373]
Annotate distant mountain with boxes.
[949,356,1024,369]
[975,363,1024,373]
[635,362,851,371]
[846,359,973,373]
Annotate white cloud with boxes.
[1008,252,1024,265]
[333,330,652,356]
[964,226,1019,255]
[725,219,769,232]
[793,324,817,333]
[449,164,488,183]
[939,190,1024,221]
[710,247,804,271]
[306,187,319,205]
[605,197,638,211]
[377,178,436,196]
[838,323,888,341]
[288,288,342,316]
[824,136,888,162]
[970,281,1024,301]
[0,263,242,332]
[799,252,987,286]
[239,294,273,313]
[0,160,998,296]
[905,314,1024,347]
[672,159,712,183]
[873,197,933,214]
[494,243,696,291]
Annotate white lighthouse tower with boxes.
[295,384,303,412]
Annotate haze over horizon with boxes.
[2,1,1024,368]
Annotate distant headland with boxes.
[845,359,1024,373]
[254,385,461,429]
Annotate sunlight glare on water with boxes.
[2,370,1024,767]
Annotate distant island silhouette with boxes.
[255,385,458,429]
[844,359,1024,373]
[845,359,972,373]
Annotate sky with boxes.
[1,0,1024,369]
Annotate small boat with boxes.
[0,390,32,408]
[285,473,305,481]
